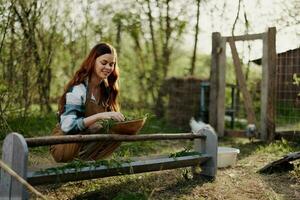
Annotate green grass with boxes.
[0,108,185,157]
[255,138,300,156]
[0,112,57,140]
[112,191,147,200]
[2,107,300,199]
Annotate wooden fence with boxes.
[0,130,217,199]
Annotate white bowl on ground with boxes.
[217,147,240,168]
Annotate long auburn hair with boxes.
[58,43,120,116]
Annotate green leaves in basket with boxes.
[95,119,116,134]
[94,113,149,134]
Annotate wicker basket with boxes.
[110,118,147,135]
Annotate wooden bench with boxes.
[0,129,217,199]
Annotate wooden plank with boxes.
[27,155,210,185]
[267,27,276,141]
[258,151,300,174]
[228,38,257,125]
[209,32,219,133]
[26,133,206,147]
[225,33,264,42]
[0,133,14,199]
[0,133,29,200]
[11,134,29,199]
[261,33,268,141]
[266,27,276,141]
[217,37,227,136]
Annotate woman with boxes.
[50,43,125,162]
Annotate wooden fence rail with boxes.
[0,130,217,200]
[26,133,206,147]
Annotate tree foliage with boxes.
[0,0,298,128]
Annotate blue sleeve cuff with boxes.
[77,118,86,131]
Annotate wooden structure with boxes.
[210,27,276,141]
[0,130,217,199]
[258,151,300,174]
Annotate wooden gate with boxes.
[209,27,276,141]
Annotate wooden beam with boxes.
[258,151,300,174]
[228,38,257,125]
[209,32,219,133]
[261,27,276,141]
[217,37,227,137]
[27,155,210,185]
[26,133,206,147]
[209,32,226,136]
[225,33,264,42]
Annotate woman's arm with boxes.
[60,84,125,134]
[60,84,86,134]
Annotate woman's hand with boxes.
[83,111,125,130]
[97,111,125,122]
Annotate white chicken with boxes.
[189,117,216,135]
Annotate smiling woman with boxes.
[50,43,127,162]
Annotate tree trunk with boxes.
[190,0,201,75]
[155,0,171,118]
[146,0,160,97]
[116,19,122,56]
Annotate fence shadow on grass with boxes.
[70,170,212,200]
[149,174,213,199]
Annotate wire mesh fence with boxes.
[275,48,300,132]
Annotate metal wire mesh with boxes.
[275,48,300,132]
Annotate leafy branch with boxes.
[292,73,300,96]
[293,73,300,86]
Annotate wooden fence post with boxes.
[261,27,276,141]
[193,128,218,178]
[0,133,29,199]
[210,32,226,136]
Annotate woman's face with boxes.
[93,53,116,80]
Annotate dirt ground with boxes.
[27,138,300,200]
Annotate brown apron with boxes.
[50,90,122,162]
